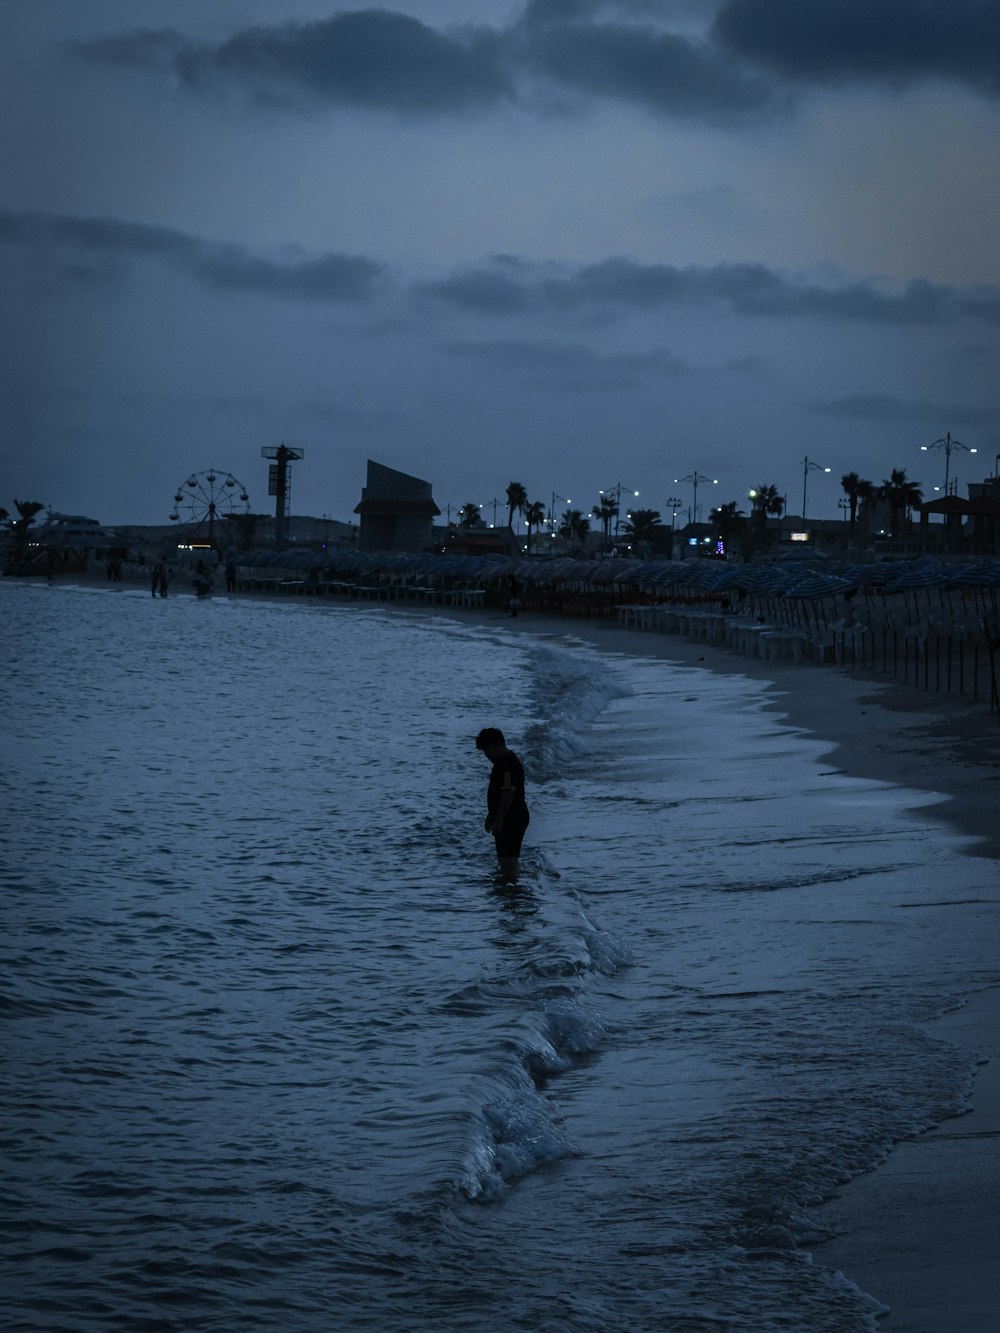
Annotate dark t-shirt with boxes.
[487,751,528,821]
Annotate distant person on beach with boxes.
[151,561,168,598]
[225,559,238,593]
[476,727,530,882]
[507,574,521,618]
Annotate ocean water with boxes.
[3,578,998,1332]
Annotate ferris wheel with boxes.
[170,469,251,541]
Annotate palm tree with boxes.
[748,484,784,552]
[621,508,662,544]
[749,484,784,519]
[458,502,482,528]
[592,494,618,547]
[877,469,923,538]
[558,509,591,545]
[506,481,527,531]
[7,499,46,570]
[709,501,746,554]
[13,498,45,523]
[524,500,547,555]
[841,472,874,535]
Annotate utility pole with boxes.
[262,443,304,550]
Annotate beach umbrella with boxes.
[784,574,855,597]
[880,561,951,619]
[783,572,856,626]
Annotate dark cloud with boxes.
[69,1,1000,124]
[807,394,996,426]
[0,210,191,258]
[9,212,1000,329]
[420,263,535,314]
[0,211,384,303]
[423,255,1000,324]
[72,4,772,120]
[72,12,513,114]
[713,0,1000,96]
[515,4,774,117]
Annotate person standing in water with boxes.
[476,727,530,882]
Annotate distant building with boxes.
[354,461,440,553]
[35,513,116,549]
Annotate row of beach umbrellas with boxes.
[235,547,1000,597]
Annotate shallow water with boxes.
[3,580,998,1331]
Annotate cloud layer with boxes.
[70,0,1000,122]
[0,212,383,302]
[422,255,1000,325]
[5,212,1000,326]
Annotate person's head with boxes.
[476,727,506,756]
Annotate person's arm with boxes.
[490,763,517,832]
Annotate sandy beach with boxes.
[391,598,1000,1332]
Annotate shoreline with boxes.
[387,598,1000,860]
[386,599,1000,1331]
[20,577,1000,1328]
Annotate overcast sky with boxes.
[3,0,998,528]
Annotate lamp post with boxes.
[666,496,683,532]
[549,492,570,539]
[674,472,717,526]
[600,483,639,540]
[921,432,976,495]
[801,455,831,522]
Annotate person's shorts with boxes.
[494,810,529,858]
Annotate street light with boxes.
[548,492,570,538]
[801,455,831,521]
[674,472,717,526]
[921,432,976,495]
[600,483,639,539]
[665,496,683,531]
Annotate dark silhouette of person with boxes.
[225,559,238,593]
[476,727,530,882]
[507,574,522,618]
